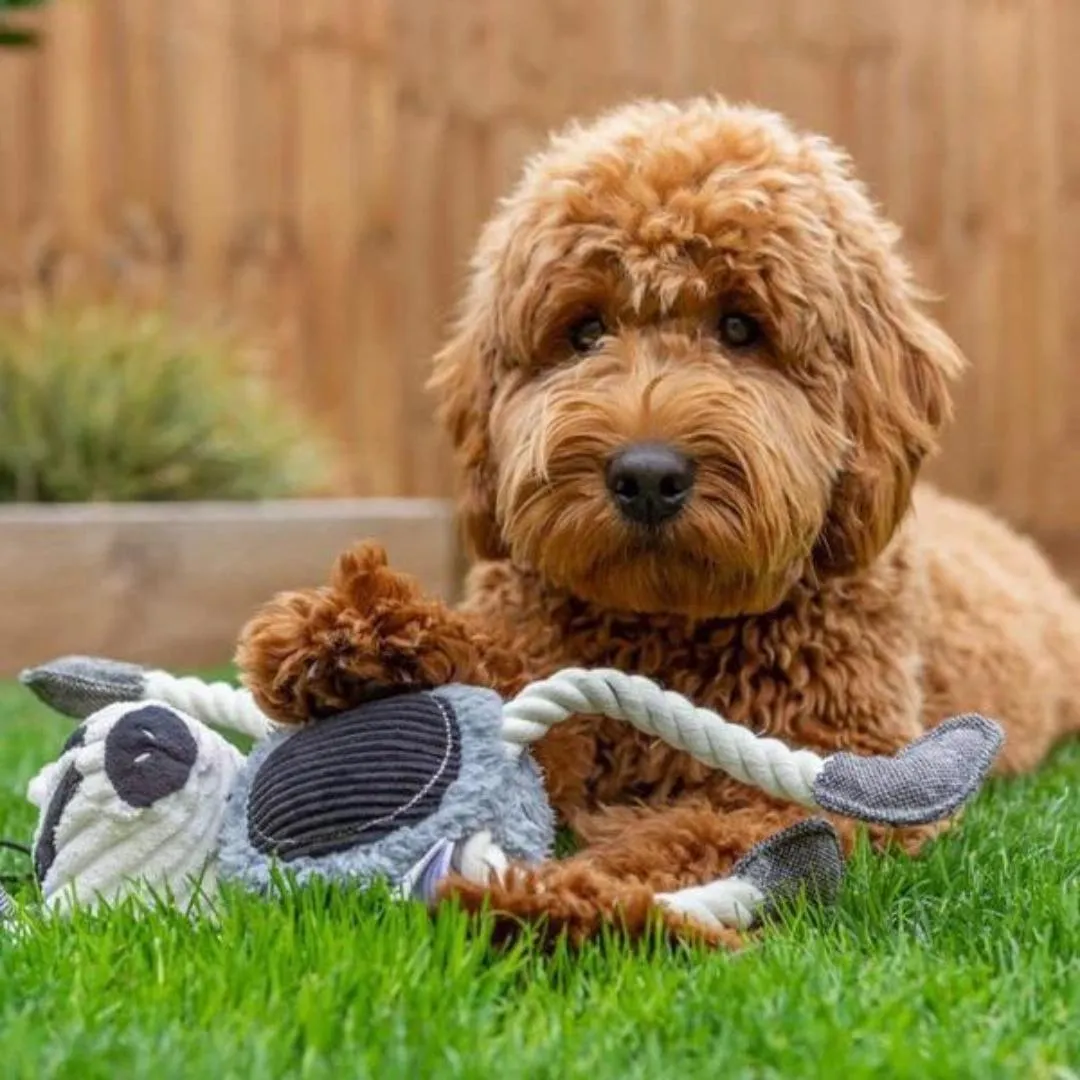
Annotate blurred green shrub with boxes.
[0,0,47,48]
[0,306,332,502]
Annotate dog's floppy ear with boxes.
[814,245,965,573]
[428,307,507,561]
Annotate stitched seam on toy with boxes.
[248,695,457,851]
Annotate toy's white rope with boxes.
[144,672,274,741]
[501,668,824,807]
[655,877,766,931]
[138,666,825,807]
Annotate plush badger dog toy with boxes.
[5,655,1004,935]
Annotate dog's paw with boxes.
[235,541,485,724]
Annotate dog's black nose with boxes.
[606,443,695,525]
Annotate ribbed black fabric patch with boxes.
[34,765,83,883]
[247,692,461,862]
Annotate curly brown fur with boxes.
[237,97,1080,946]
[235,544,493,721]
[439,861,745,952]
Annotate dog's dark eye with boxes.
[568,314,606,353]
[718,313,761,349]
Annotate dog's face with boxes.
[432,98,964,617]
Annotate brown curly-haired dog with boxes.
[238,97,1080,948]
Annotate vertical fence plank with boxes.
[109,0,172,304]
[1028,0,1067,527]
[394,0,447,498]
[1048,0,1080,536]
[0,41,42,293]
[43,0,110,295]
[350,0,403,495]
[925,0,979,498]
[230,0,301,389]
[290,0,362,482]
[165,0,236,311]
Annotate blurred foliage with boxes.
[0,305,334,502]
[0,0,47,49]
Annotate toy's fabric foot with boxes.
[20,656,147,719]
[730,817,845,916]
[814,714,1005,826]
[655,818,843,931]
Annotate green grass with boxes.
[1,678,1077,1080]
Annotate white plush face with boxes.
[28,700,244,913]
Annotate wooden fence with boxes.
[2,0,1079,564]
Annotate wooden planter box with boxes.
[0,499,460,678]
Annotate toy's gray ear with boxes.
[813,714,1005,826]
[19,656,148,719]
[732,818,844,922]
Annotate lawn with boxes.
[0,676,1077,1080]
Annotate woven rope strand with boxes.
[502,668,824,807]
[655,876,766,930]
[144,672,274,741]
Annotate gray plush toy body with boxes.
[220,685,554,901]
[6,657,1005,934]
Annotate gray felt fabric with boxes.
[731,818,844,922]
[217,684,555,894]
[813,713,1004,826]
[19,656,147,719]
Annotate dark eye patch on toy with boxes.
[247,692,462,862]
[104,706,199,809]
